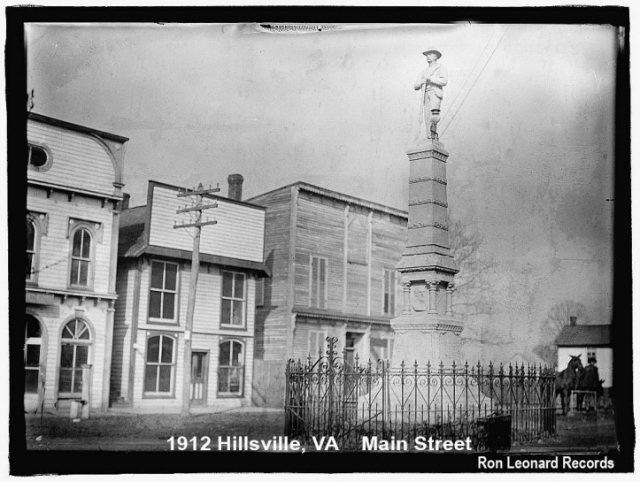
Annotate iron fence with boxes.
[285,337,556,450]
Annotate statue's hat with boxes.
[422,49,442,59]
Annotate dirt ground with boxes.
[23,407,617,452]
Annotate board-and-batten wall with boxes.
[251,187,293,361]
[148,185,265,263]
[112,259,255,409]
[294,190,405,317]
[27,121,117,195]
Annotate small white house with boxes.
[555,323,612,389]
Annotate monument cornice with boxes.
[409,176,447,185]
[408,199,448,208]
[408,222,448,231]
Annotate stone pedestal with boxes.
[391,138,463,366]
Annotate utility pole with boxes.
[174,182,219,416]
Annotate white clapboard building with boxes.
[25,112,128,414]
[110,178,267,412]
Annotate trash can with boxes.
[476,414,511,452]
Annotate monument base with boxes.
[390,312,463,366]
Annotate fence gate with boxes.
[285,337,557,450]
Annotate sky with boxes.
[25,22,618,358]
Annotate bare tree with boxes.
[542,299,591,340]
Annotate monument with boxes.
[391,48,463,366]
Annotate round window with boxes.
[28,145,49,168]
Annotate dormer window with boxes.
[27,144,52,171]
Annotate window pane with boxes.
[75,345,89,366]
[78,260,89,286]
[26,253,33,279]
[219,342,230,365]
[164,263,177,290]
[161,336,173,363]
[70,260,79,285]
[218,367,229,392]
[72,231,83,257]
[30,146,48,167]
[81,230,91,258]
[149,291,162,318]
[231,301,243,325]
[231,342,243,366]
[73,369,83,393]
[234,274,244,299]
[58,369,72,392]
[25,369,39,393]
[144,365,158,392]
[162,293,175,319]
[150,262,164,289]
[147,336,160,363]
[221,299,231,325]
[26,221,35,250]
[25,344,40,366]
[60,344,74,368]
[77,321,90,340]
[229,367,241,393]
[26,316,41,338]
[310,257,318,307]
[318,259,326,308]
[222,272,233,297]
[158,365,172,392]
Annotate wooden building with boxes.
[25,112,128,413]
[111,179,267,412]
[249,182,407,407]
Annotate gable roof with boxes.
[554,324,611,347]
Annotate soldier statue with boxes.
[414,48,448,139]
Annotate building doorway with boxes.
[190,351,208,404]
[345,332,364,368]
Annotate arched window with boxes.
[26,220,36,281]
[58,319,91,396]
[24,315,42,394]
[144,335,175,394]
[69,228,92,287]
[218,340,244,396]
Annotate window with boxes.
[27,144,51,170]
[149,261,178,322]
[221,271,246,327]
[69,228,92,288]
[309,256,327,309]
[58,319,91,396]
[308,330,327,358]
[255,278,265,308]
[218,340,244,395]
[370,338,392,362]
[144,335,175,394]
[24,315,42,394]
[26,220,37,282]
[383,269,396,316]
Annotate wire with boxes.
[441,26,510,137]
[445,29,497,119]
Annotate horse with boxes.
[555,355,583,415]
[575,363,604,411]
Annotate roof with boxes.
[28,112,129,143]
[554,324,611,347]
[248,181,408,219]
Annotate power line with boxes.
[441,26,510,137]
[445,30,497,120]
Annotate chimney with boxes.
[121,193,131,210]
[228,174,244,201]
[569,316,577,326]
